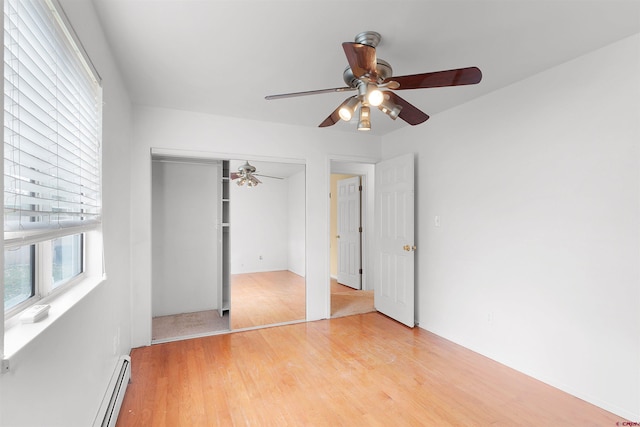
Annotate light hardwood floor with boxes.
[231,270,306,330]
[116,312,625,426]
[153,272,374,340]
[152,271,306,340]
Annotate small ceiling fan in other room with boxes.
[265,31,482,131]
[230,161,283,187]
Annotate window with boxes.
[3,0,102,318]
[3,245,34,311]
[52,234,83,287]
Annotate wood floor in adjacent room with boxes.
[116,312,625,427]
[330,278,374,318]
[230,270,306,329]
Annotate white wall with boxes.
[0,1,133,426]
[230,173,289,273]
[230,169,305,275]
[383,34,640,420]
[152,161,220,316]
[131,106,381,346]
[288,170,306,276]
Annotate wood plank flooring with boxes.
[116,312,625,426]
[231,270,305,330]
[152,271,306,340]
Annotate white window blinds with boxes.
[4,0,102,247]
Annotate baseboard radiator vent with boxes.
[93,355,131,427]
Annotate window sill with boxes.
[3,274,106,364]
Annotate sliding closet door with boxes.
[152,159,221,317]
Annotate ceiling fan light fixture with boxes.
[338,97,360,121]
[366,83,384,107]
[379,97,402,120]
[249,175,261,187]
[357,105,371,131]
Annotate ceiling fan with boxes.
[230,161,283,187]
[265,31,482,131]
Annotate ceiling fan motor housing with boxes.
[343,59,393,87]
[239,161,256,174]
[354,31,381,48]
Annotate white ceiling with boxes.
[92,0,640,136]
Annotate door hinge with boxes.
[359,226,362,232]
[359,185,362,191]
[359,268,363,274]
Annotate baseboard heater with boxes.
[93,355,131,427]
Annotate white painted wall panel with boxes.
[383,34,640,420]
[230,172,288,274]
[0,1,134,426]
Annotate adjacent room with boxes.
[1,1,639,426]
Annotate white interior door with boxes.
[374,154,415,327]
[337,176,362,289]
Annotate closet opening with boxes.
[151,154,306,343]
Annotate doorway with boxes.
[150,157,228,340]
[329,155,416,326]
[329,161,375,318]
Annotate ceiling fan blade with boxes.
[265,86,355,100]
[255,174,284,180]
[230,172,241,180]
[342,42,377,78]
[385,66,482,90]
[385,92,429,125]
[319,96,357,127]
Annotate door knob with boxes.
[336,235,340,239]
